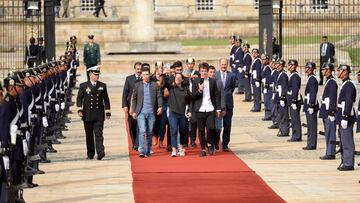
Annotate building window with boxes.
[312,0,329,10]
[80,0,96,13]
[196,0,214,11]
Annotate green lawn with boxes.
[181,35,346,46]
[345,48,360,67]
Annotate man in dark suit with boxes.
[215,58,236,151]
[320,36,335,85]
[122,62,142,150]
[77,66,111,160]
[192,63,221,157]
[131,64,163,157]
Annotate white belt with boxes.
[20,123,28,128]
[269,84,274,88]
[50,98,56,101]
[35,105,42,109]
[337,104,342,108]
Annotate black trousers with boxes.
[83,120,105,158]
[196,111,216,150]
[127,112,138,148]
[189,112,197,143]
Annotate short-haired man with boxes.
[131,64,163,157]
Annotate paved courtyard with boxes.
[24,69,360,203]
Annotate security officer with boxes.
[287,60,302,142]
[335,64,356,171]
[234,37,244,94]
[25,37,39,68]
[276,59,289,137]
[0,75,25,202]
[83,35,101,81]
[319,63,337,160]
[303,62,319,150]
[37,37,46,65]
[242,43,252,102]
[268,56,280,129]
[77,66,111,160]
[261,54,272,120]
[250,48,261,112]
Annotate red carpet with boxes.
[125,115,285,203]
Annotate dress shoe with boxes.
[87,156,94,160]
[208,147,215,156]
[242,99,252,102]
[262,117,272,121]
[30,183,39,188]
[37,169,45,174]
[302,146,316,150]
[337,165,354,171]
[200,150,207,157]
[223,146,230,152]
[183,143,188,148]
[139,153,145,158]
[250,109,260,112]
[268,125,279,129]
[40,159,51,163]
[215,144,220,151]
[51,139,61,144]
[97,152,105,160]
[287,138,302,142]
[320,155,335,160]
[277,133,289,137]
[236,91,244,94]
[46,147,57,153]
[191,141,197,148]
[166,146,172,152]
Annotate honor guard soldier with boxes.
[287,60,302,142]
[242,43,252,102]
[250,48,261,112]
[0,75,25,202]
[276,59,290,137]
[77,66,111,160]
[319,63,337,160]
[83,35,101,81]
[234,37,244,94]
[335,64,356,171]
[25,37,39,68]
[261,54,272,120]
[303,62,319,150]
[268,56,280,129]
[229,35,238,74]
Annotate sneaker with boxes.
[179,149,185,157]
[171,151,177,157]
[150,150,154,154]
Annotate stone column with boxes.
[129,0,155,43]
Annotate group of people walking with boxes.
[123,58,237,158]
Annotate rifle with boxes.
[301,123,325,135]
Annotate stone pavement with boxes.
[24,69,360,203]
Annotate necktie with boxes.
[222,72,226,88]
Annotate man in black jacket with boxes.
[192,63,221,157]
[77,66,111,160]
[122,62,142,150]
[320,36,335,85]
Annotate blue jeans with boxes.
[168,112,187,148]
[137,112,156,156]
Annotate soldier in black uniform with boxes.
[77,66,111,160]
[0,75,25,202]
[37,37,46,65]
[25,37,39,68]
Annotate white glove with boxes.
[237,67,243,73]
[263,89,268,94]
[255,81,260,88]
[42,117,49,127]
[2,156,10,170]
[55,104,60,112]
[10,125,18,145]
[308,108,314,115]
[341,119,348,129]
[280,100,285,107]
[291,103,297,110]
[232,64,236,68]
[22,139,29,156]
[272,93,275,100]
[328,115,335,122]
[25,131,31,142]
[61,102,65,110]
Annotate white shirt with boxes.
[198,79,215,112]
[91,80,97,86]
[321,43,328,56]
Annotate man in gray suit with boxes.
[131,64,163,157]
